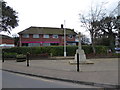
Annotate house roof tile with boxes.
[18,26,77,35]
[0,34,13,39]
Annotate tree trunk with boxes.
[90,33,96,54]
[118,28,120,47]
[91,39,96,54]
[108,33,115,52]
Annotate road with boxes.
[2,71,101,88]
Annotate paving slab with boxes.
[1,58,120,88]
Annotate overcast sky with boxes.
[3,0,119,37]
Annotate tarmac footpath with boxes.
[1,58,120,89]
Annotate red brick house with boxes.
[18,26,77,47]
[0,34,15,48]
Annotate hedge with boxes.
[95,45,108,54]
[3,45,109,57]
[82,45,93,54]
[4,52,17,58]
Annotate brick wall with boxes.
[0,38,14,44]
[20,34,76,46]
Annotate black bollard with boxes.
[77,53,79,72]
[2,51,4,62]
[26,52,30,67]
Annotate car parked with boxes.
[115,47,120,53]
[0,44,15,48]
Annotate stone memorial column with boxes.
[69,32,86,64]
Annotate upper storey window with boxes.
[53,35,58,38]
[43,34,49,38]
[33,34,39,38]
[68,35,73,39]
[22,34,29,38]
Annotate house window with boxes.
[33,34,39,38]
[22,43,28,46]
[62,36,64,39]
[51,43,59,46]
[67,43,76,46]
[22,34,29,38]
[28,43,40,47]
[53,35,58,38]
[68,35,73,39]
[43,35,49,38]
[42,43,50,46]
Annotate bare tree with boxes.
[114,16,120,47]
[79,2,106,54]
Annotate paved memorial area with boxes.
[1,58,119,88]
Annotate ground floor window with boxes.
[50,43,59,46]
[67,43,76,46]
[22,43,60,47]
[22,43,28,46]
[22,43,40,47]
[42,43,50,46]
[28,43,40,47]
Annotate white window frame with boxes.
[43,34,49,38]
[53,35,58,38]
[33,34,39,38]
[22,34,29,38]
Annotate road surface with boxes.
[2,71,101,88]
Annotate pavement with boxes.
[1,57,120,89]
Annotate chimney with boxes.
[61,24,63,29]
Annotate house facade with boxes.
[18,26,77,47]
[0,34,15,48]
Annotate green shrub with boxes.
[3,45,109,57]
[3,47,29,54]
[49,46,78,56]
[82,45,93,54]
[112,53,120,57]
[50,46,64,56]
[66,46,78,56]
[4,52,17,58]
[16,54,26,58]
[95,45,108,54]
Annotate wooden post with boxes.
[2,51,4,62]
[26,52,30,67]
[77,53,79,72]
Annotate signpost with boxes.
[64,20,66,57]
